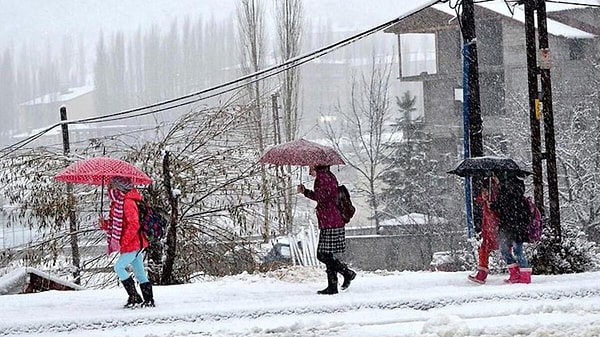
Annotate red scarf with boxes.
[107,188,125,254]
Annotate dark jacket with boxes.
[303,169,345,230]
[490,176,530,243]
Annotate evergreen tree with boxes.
[379,91,441,219]
[0,49,16,143]
[94,32,110,115]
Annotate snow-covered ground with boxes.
[1,267,600,337]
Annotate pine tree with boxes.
[379,91,440,219]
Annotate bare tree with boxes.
[273,0,304,234]
[321,57,395,231]
[0,147,103,286]
[0,102,266,285]
[555,60,600,242]
[237,0,272,242]
[275,0,303,141]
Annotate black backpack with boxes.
[337,185,356,223]
[136,200,167,243]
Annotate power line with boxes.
[0,1,442,157]
[545,0,600,8]
[506,0,600,8]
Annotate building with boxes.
[18,85,96,132]
[15,84,152,146]
[0,267,84,295]
[384,2,599,158]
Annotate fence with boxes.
[285,222,466,271]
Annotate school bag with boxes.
[337,185,356,223]
[525,196,542,243]
[136,200,167,244]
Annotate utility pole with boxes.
[60,106,81,284]
[536,0,562,242]
[522,0,561,243]
[460,0,484,238]
[461,0,484,158]
[523,1,544,215]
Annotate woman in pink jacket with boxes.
[100,176,154,307]
[298,165,356,294]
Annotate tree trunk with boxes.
[160,151,179,285]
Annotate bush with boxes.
[529,221,600,274]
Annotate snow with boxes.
[380,213,448,226]
[0,267,84,295]
[20,85,95,106]
[1,266,600,336]
[433,2,596,39]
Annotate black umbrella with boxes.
[448,156,532,177]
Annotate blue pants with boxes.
[500,240,529,268]
[114,250,149,283]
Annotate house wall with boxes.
[19,91,96,133]
[387,6,599,164]
[344,231,466,271]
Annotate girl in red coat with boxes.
[298,165,356,294]
[468,175,499,284]
[100,176,154,307]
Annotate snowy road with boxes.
[1,268,600,336]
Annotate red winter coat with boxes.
[477,191,499,251]
[119,189,148,253]
[304,170,345,230]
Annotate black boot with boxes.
[340,265,356,290]
[139,282,155,307]
[332,259,356,290]
[121,276,143,308]
[317,269,338,295]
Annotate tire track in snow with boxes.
[2,286,600,336]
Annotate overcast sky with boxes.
[2,0,595,55]
[0,0,444,50]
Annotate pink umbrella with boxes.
[54,156,153,186]
[258,139,345,166]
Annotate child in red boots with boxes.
[468,175,499,284]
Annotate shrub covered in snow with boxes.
[529,220,600,274]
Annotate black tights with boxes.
[317,252,343,272]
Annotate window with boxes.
[400,34,437,77]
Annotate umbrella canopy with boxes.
[54,156,153,186]
[448,156,531,177]
[258,139,345,166]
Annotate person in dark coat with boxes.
[99,176,155,307]
[490,172,532,284]
[297,165,356,295]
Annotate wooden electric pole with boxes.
[461,0,484,159]
[460,0,484,238]
[522,0,562,243]
[536,0,562,242]
[60,106,81,284]
[523,1,544,216]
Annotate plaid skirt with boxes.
[317,227,346,254]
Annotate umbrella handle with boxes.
[100,146,106,216]
[100,175,105,216]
